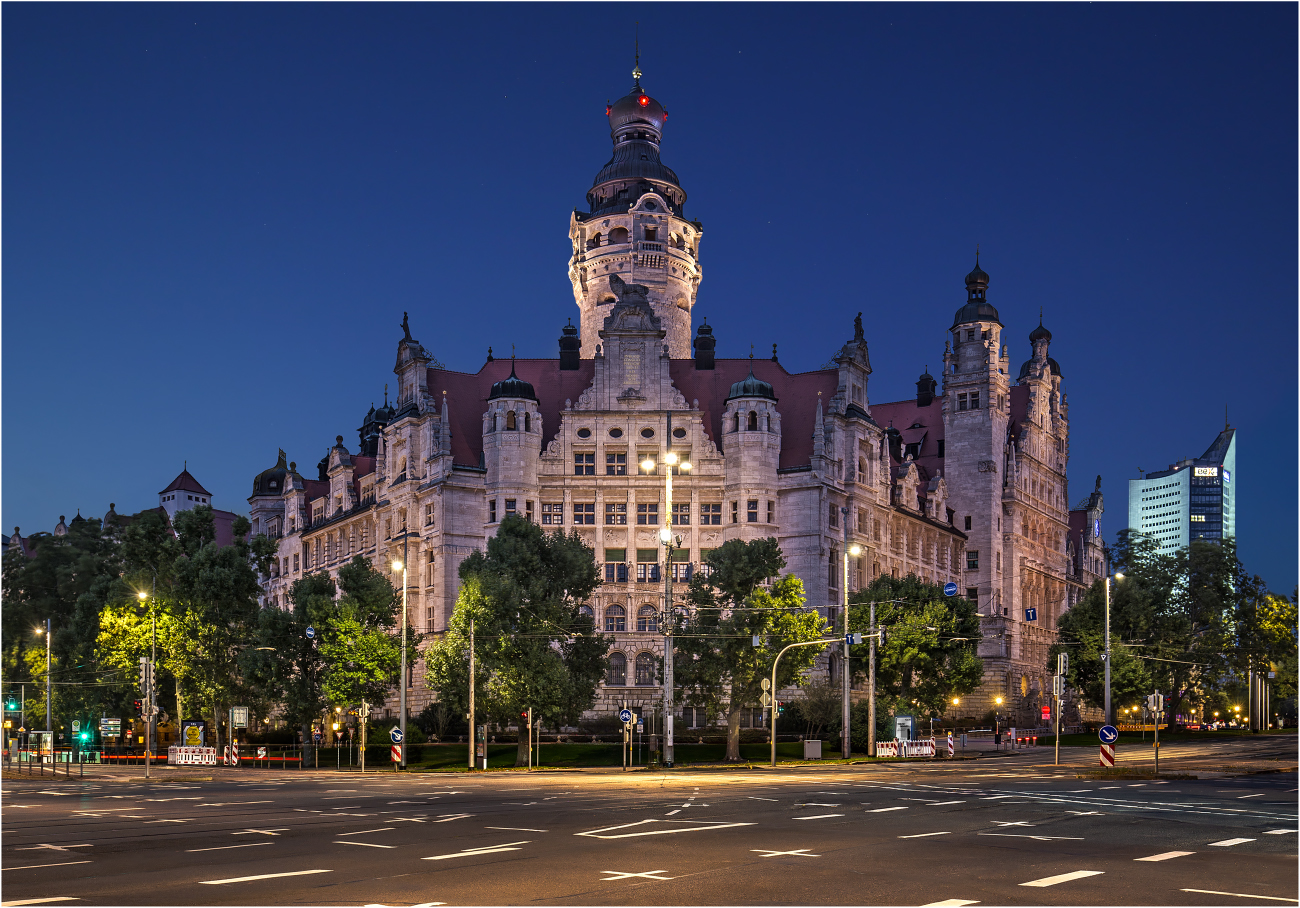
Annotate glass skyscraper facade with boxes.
[1128,428,1236,554]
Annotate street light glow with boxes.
[664,451,678,466]
[392,560,403,572]
[659,526,671,544]
[849,544,861,556]
[641,458,655,472]
[994,696,1003,705]
[137,591,148,600]
[1114,572,1124,580]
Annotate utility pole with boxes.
[393,528,409,769]
[44,619,51,737]
[468,617,475,770]
[868,600,877,758]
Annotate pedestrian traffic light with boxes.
[4,697,17,711]
[133,699,143,718]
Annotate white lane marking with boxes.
[325,790,358,793]
[1265,829,1298,835]
[144,818,192,824]
[196,801,273,807]
[666,810,681,816]
[926,801,965,806]
[793,814,843,820]
[431,814,473,822]
[390,817,426,823]
[866,806,907,813]
[747,797,778,801]
[186,843,274,853]
[14,845,91,853]
[335,841,395,849]
[337,827,395,836]
[1237,794,1265,798]
[1135,851,1194,861]
[1181,890,1297,903]
[900,832,951,839]
[7,861,93,870]
[1208,838,1255,847]
[143,797,201,802]
[1,898,80,906]
[1067,810,1105,816]
[1020,870,1104,887]
[601,870,675,881]
[200,869,331,885]
[982,834,1084,841]
[797,803,841,807]
[922,900,980,907]
[576,820,755,839]
[423,841,529,861]
[979,795,1013,800]
[990,821,1034,827]
[231,828,289,836]
[484,827,547,832]
[752,848,820,857]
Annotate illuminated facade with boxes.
[249,67,1099,727]
[1127,428,1236,555]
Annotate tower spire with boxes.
[632,22,642,87]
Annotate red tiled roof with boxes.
[159,469,213,497]
[301,479,329,502]
[871,396,945,479]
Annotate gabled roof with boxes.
[159,469,212,497]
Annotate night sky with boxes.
[4,4,1295,592]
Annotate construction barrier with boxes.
[168,746,218,766]
[1100,743,1115,767]
[876,738,937,758]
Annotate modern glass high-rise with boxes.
[1128,428,1236,554]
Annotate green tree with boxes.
[675,538,830,761]
[846,574,984,720]
[424,516,606,766]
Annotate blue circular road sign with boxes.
[943,582,958,597]
[389,726,404,744]
[305,626,316,639]
[1099,725,1119,744]
[618,708,633,724]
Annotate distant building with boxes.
[1128,428,1237,555]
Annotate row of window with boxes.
[578,603,662,633]
[509,501,730,526]
[605,650,658,686]
[601,561,698,583]
[574,451,692,476]
[163,493,208,504]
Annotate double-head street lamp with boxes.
[1103,571,1125,725]
[641,448,690,768]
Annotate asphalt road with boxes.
[2,738,1296,907]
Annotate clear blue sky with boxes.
[4,3,1295,592]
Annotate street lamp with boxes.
[1103,571,1124,725]
[392,545,409,770]
[34,623,51,736]
[839,519,862,760]
[642,447,690,768]
[994,695,1004,748]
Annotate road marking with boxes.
[979,795,1013,800]
[200,869,331,885]
[432,814,473,822]
[666,810,681,816]
[15,845,91,853]
[185,843,274,853]
[196,801,273,807]
[752,848,820,857]
[576,820,754,839]
[601,870,675,881]
[1,899,80,906]
[926,801,964,806]
[7,861,93,870]
[900,832,951,839]
[1208,838,1255,847]
[423,841,529,861]
[990,821,1034,827]
[232,828,288,836]
[866,807,907,813]
[337,828,395,836]
[335,841,395,849]
[1067,810,1105,816]
[797,803,841,807]
[144,818,191,824]
[485,827,547,832]
[747,797,778,801]
[793,814,843,820]
[982,834,1084,841]
[1265,829,1298,835]
[1180,890,1297,903]
[921,900,979,907]
[1237,794,1265,798]
[1135,851,1194,862]
[390,817,427,823]
[1020,870,1103,887]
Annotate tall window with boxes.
[574,453,595,475]
[604,606,626,633]
[525,500,534,523]
[488,500,497,523]
[731,501,739,523]
[747,411,758,431]
[606,503,627,525]
[542,503,563,525]
[829,505,839,528]
[573,503,595,525]
[606,453,627,475]
[505,499,517,518]
[958,393,968,411]
[637,606,658,633]
[966,550,979,570]
[635,652,656,686]
[768,501,775,523]
[637,503,659,525]
[747,500,759,523]
[425,503,435,526]
[606,651,627,685]
[701,503,722,525]
[671,503,690,525]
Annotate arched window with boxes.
[637,606,658,633]
[609,227,629,245]
[606,652,627,686]
[604,604,626,633]
[747,411,758,431]
[523,413,531,432]
[635,652,656,686]
[506,410,517,430]
[578,605,594,624]
[858,457,866,481]
[588,232,602,249]
[733,413,740,433]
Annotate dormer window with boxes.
[644,226,657,241]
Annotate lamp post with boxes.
[994,695,1004,749]
[36,622,51,735]
[392,529,409,770]
[1103,572,1124,726]
[642,447,691,768]
[839,509,860,759]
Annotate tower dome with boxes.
[488,358,537,402]
[952,251,1001,327]
[1029,316,1052,343]
[252,449,289,497]
[726,361,777,402]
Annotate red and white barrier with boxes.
[168,746,218,766]
[1100,743,1115,767]
[876,738,937,758]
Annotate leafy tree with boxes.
[424,516,606,765]
[675,538,829,761]
[846,574,984,720]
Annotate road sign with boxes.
[760,678,771,691]
[1099,725,1119,744]
[305,626,316,639]
[619,708,632,724]
[391,744,402,762]
[1100,743,1115,767]
[636,723,643,733]
[947,732,954,757]
[100,718,121,737]
[943,582,958,597]
[846,632,863,645]
[257,746,267,759]
[359,702,371,719]
[72,720,81,732]
[1025,608,1038,621]
[231,706,249,728]
[389,726,404,744]
[760,692,772,707]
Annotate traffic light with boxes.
[776,700,786,716]
[79,730,90,742]
[5,697,17,711]
[133,699,143,718]
[138,658,149,693]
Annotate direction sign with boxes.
[846,632,863,645]
[1025,608,1038,621]
[389,726,404,744]
[760,692,772,707]
[231,706,250,728]
[618,708,633,724]
[100,718,121,737]
[760,678,771,691]
[305,626,316,639]
[943,582,958,597]
[1099,725,1119,744]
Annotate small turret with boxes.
[693,320,716,370]
[916,367,937,407]
[559,319,581,370]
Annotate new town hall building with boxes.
[248,68,1106,728]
